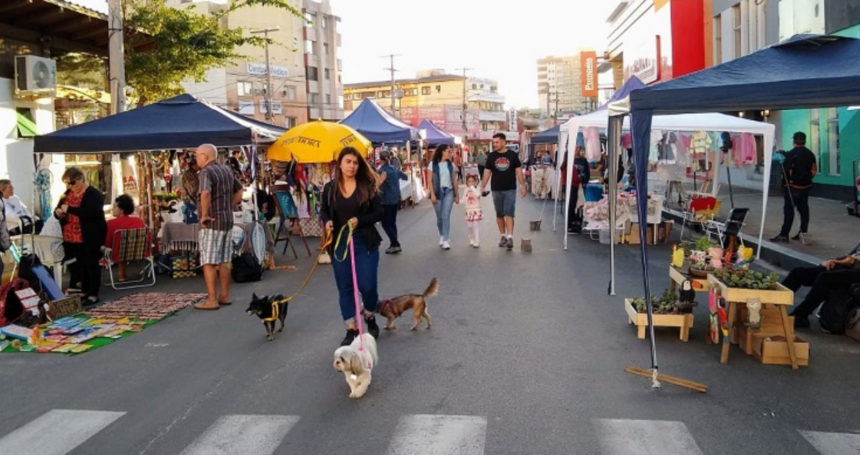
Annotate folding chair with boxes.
[103,228,156,290]
[706,207,750,251]
[272,189,312,259]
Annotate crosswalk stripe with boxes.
[385,414,486,455]
[593,419,703,455]
[0,409,125,455]
[178,414,299,455]
[800,430,860,455]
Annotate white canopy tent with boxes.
[554,110,775,293]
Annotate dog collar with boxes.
[379,299,394,316]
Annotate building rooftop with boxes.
[344,74,465,90]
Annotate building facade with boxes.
[780,0,860,200]
[536,56,585,117]
[171,0,309,128]
[303,0,344,121]
[343,70,509,146]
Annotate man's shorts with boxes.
[492,189,517,218]
[199,228,232,265]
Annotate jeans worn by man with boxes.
[377,151,408,254]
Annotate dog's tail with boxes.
[423,277,439,299]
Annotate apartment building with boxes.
[536,56,585,117]
[303,0,344,121]
[170,0,309,128]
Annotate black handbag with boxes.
[231,252,263,283]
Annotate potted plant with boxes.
[624,289,695,341]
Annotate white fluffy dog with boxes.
[333,333,378,399]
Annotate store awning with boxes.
[17,111,38,138]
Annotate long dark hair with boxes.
[334,146,379,205]
[432,144,450,164]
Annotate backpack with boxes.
[231,252,263,283]
[819,284,860,335]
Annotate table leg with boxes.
[720,301,737,364]
[778,305,799,369]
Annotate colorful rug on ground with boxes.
[0,293,206,355]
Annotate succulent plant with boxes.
[713,266,779,290]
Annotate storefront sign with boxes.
[246,63,289,78]
[121,157,139,201]
[625,36,662,84]
[508,108,518,131]
[238,101,255,115]
[260,101,283,115]
[580,51,598,98]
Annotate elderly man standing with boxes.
[194,144,244,311]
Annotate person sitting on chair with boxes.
[0,179,43,235]
[783,248,860,328]
[105,194,146,282]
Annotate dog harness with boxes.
[378,299,395,317]
[263,299,285,322]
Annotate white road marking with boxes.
[593,419,704,455]
[385,414,487,455]
[0,409,125,455]
[801,430,860,455]
[179,414,299,455]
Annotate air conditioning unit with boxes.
[15,55,57,92]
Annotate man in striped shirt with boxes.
[194,144,244,311]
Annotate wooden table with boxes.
[669,266,710,293]
[707,274,799,369]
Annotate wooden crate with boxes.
[49,295,82,319]
[624,299,694,342]
[752,333,810,366]
[707,275,794,305]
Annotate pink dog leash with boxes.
[348,234,364,349]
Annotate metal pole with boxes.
[455,68,473,135]
[107,0,125,114]
[250,27,279,122]
[382,54,400,115]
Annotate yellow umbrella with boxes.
[267,120,372,163]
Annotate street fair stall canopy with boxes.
[609,34,860,381]
[417,119,455,146]
[267,120,371,163]
[555,110,775,252]
[530,124,561,145]
[340,98,418,143]
[595,76,646,111]
[34,94,287,153]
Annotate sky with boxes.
[69,0,616,109]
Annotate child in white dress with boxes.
[464,174,483,248]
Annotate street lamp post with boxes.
[250,27,279,122]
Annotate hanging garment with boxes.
[649,130,663,164]
[708,132,722,153]
[689,131,712,154]
[531,166,545,198]
[584,127,601,162]
[733,133,757,167]
[621,133,633,149]
[543,167,555,200]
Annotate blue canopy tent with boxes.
[595,75,645,111]
[340,98,417,143]
[417,119,455,146]
[34,94,287,153]
[530,125,560,145]
[609,34,860,381]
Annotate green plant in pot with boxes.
[713,267,780,290]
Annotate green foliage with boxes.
[56,53,106,90]
[124,0,303,105]
[713,267,780,290]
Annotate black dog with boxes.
[246,293,289,341]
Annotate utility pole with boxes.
[383,54,400,115]
[107,0,125,114]
[553,89,562,122]
[455,67,473,135]
[251,27,279,122]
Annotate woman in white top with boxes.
[0,179,42,234]
[427,144,459,250]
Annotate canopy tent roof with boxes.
[596,76,645,111]
[340,98,417,143]
[34,94,287,153]
[556,109,775,251]
[530,124,560,145]
[417,119,455,146]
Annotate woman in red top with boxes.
[105,194,146,281]
[54,167,107,306]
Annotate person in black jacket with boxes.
[321,147,384,346]
[54,167,107,306]
[772,131,817,243]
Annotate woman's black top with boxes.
[320,181,383,250]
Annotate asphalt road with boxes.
[1,194,860,455]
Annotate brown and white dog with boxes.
[378,277,438,331]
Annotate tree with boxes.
[124,0,303,106]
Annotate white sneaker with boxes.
[439,236,444,247]
[442,241,450,250]
[473,242,480,248]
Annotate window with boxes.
[471,84,477,90]
[409,88,418,96]
[326,94,331,105]
[308,93,320,105]
[322,16,328,28]
[338,95,344,108]
[382,90,391,98]
[282,86,297,101]
[16,108,37,138]
[305,12,314,23]
[305,40,315,55]
[306,66,318,81]
[714,15,722,64]
[324,43,329,55]
[324,68,330,80]
[338,73,341,83]
[285,117,297,129]
[827,107,840,175]
[237,81,253,97]
[809,108,820,166]
[732,5,742,58]
[421,86,431,95]
[435,85,441,93]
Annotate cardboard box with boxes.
[752,333,810,366]
[627,221,674,245]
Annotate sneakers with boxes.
[770,235,789,243]
[498,236,507,247]
[791,232,813,245]
[364,314,380,339]
[442,241,450,250]
[439,236,445,247]
[340,329,359,346]
[385,245,402,254]
[506,237,514,250]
